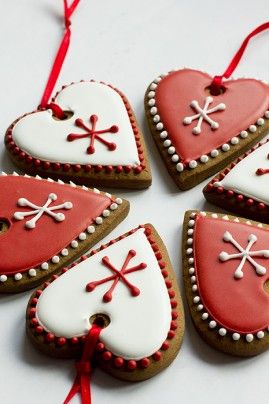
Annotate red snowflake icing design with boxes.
[67,114,119,154]
[256,153,269,176]
[86,249,147,302]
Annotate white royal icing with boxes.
[36,229,171,360]
[217,141,269,204]
[13,192,73,229]
[219,231,269,279]
[183,96,226,135]
[12,82,140,167]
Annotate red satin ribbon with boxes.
[212,22,269,90]
[63,324,102,404]
[39,0,80,117]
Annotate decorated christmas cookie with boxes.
[6,80,151,189]
[183,210,269,356]
[145,68,269,190]
[26,225,184,403]
[203,138,269,223]
[145,23,269,189]
[4,1,151,189]
[0,173,129,293]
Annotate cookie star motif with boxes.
[67,114,119,155]
[183,96,226,135]
[219,231,269,278]
[86,249,147,302]
[13,193,73,229]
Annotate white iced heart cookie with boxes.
[6,81,151,189]
[27,225,184,380]
[204,139,269,223]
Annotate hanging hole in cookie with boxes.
[52,110,74,121]
[263,280,269,294]
[0,218,10,235]
[90,313,110,329]
[205,85,226,96]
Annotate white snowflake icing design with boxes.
[183,96,226,135]
[219,231,269,279]
[13,193,73,229]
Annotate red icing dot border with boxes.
[27,225,179,370]
[5,80,145,176]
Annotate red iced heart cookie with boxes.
[183,210,269,356]
[145,69,269,189]
[5,81,151,189]
[0,173,129,293]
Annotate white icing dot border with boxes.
[186,210,269,342]
[147,69,269,172]
[0,173,124,284]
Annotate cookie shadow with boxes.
[0,147,22,174]
[141,115,180,195]
[201,198,229,215]
[182,293,260,366]
[18,317,130,392]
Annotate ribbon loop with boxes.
[39,0,80,117]
[76,361,92,374]
[212,22,269,91]
[63,324,102,404]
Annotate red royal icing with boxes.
[0,175,111,275]
[86,249,147,302]
[194,214,269,333]
[67,114,119,154]
[155,69,269,163]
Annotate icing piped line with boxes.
[186,211,269,342]
[147,68,269,172]
[27,225,178,368]
[0,174,124,283]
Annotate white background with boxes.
[0,1,268,403]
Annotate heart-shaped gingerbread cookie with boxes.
[204,138,269,223]
[145,69,269,189]
[6,81,151,189]
[183,210,269,356]
[27,224,184,383]
[0,173,129,293]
